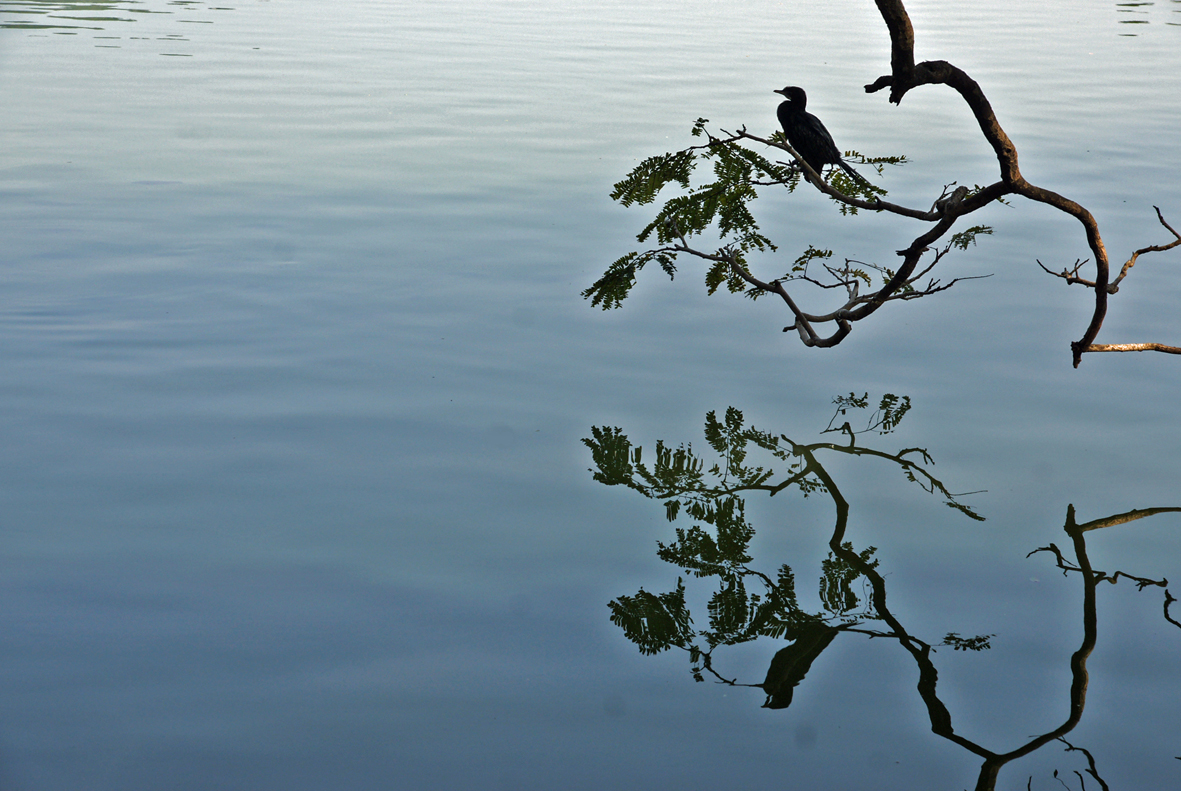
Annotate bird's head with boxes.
[773,86,807,107]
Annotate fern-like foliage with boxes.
[584,119,907,311]
[608,580,694,655]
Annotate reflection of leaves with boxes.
[820,543,879,616]
[946,499,986,522]
[584,397,983,543]
[658,525,731,577]
[593,407,1178,791]
[876,394,911,434]
[608,580,693,656]
[637,440,706,500]
[589,397,985,681]
[831,392,871,415]
[825,392,911,435]
[582,426,635,486]
[706,577,752,646]
[941,632,994,652]
[703,407,780,486]
[657,496,754,576]
[752,566,808,640]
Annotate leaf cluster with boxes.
[827,150,894,215]
[825,392,912,436]
[585,119,905,310]
[949,224,993,251]
[608,580,694,656]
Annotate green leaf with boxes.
[704,260,730,296]
[582,250,677,310]
[611,151,696,207]
[949,225,993,250]
[596,119,908,309]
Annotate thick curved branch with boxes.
[864,0,1178,367]
[871,0,915,101]
[865,51,1020,183]
[1011,182,1110,364]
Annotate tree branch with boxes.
[865,0,1175,366]
[593,0,1178,364]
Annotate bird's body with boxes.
[773,86,864,183]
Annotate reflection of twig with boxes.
[1050,771,1074,791]
[1028,543,1168,590]
[1058,738,1110,791]
[778,436,985,521]
[695,649,742,686]
[1165,590,1180,632]
[1032,505,1181,633]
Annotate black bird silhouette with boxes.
[774,86,866,184]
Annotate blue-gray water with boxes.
[2,1,1180,789]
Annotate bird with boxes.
[773,86,866,184]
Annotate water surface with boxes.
[2,1,1180,789]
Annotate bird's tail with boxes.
[838,159,872,187]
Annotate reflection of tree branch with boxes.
[1165,590,1180,632]
[1058,738,1111,791]
[832,497,1176,790]
[1073,506,1181,533]
[590,405,1178,790]
[1027,543,1168,590]
[695,649,743,687]
[802,444,995,761]
[1030,506,1179,631]
[776,437,984,521]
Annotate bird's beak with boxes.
[773,88,787,96]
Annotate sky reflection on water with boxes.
[1,1,1180,789]
[0,0,231,56]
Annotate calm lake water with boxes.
[2,1,1180,789]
